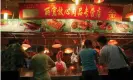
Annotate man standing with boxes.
[1,38,29,80]
[97,36,129,80]
[31,46,55,80]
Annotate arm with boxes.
[78,53,82,66]
[47,56,55,69]
[94,50,99,64]
[20,47,30,58]
[29,57,34,70]
[63,62,67,73]
[99,48,107,65]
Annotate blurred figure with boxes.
[1,38,29,80]
[31,46,55,80]
[94,46,100,55]
[79,39,99,80]
[97,36,129,80]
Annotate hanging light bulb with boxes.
[108,40,118,45]
[81,39,85,46]
[4,13,8,19]
[130,15,133,21]
[94,0,104,4]
[44,48,50,54]
[22,39,31,50]
[72,0,81,5]
[125,4,133,21]
[1,9,12,19]
[126,12,133,21]
[64,48,73,54]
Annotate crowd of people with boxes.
[1,36,133,80]
[79,36,132,80]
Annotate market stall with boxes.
[1,0,133,80]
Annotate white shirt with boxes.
[55,61,67,70]
[99,45,128,69]
[50,61,67,75]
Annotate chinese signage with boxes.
[19,3,123,21]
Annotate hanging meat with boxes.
[71,52,78,64]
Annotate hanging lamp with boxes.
[1,9,12,15]
[94,0,104,4]
[64,48,73,54]
[52,39,62,48]
[64,36,73,54]
[44,38,50,54]
[1,0,12,19]
[108,40,118,45]
[44,48,50,53]
[22,39,31,50]
[48,0,56,2]
[125,4,133,21]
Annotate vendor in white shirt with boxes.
[50,52,67,75]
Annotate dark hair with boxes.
[8,38,24,46]
[8,38,19,45]
[18,38,24,45]
[97,36,108,45]
[37,46,44,53]
[95,46,100,49]
[84,39,92,48]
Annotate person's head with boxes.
[56,57,61,62]
[95,46,100,50]
[84,39,92,48]
[8,38,23,45]
[56,53,62,62]
[97,36,108,46]
[18,38,24,45]
[8,38,18,45]
[37,45,44,53]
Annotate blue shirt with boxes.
[79,48,97,71]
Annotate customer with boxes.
[79,39,99,80]
[97,36,129,80]
[31,46,55,80]
[1,38,29,80]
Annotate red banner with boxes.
[19,3,123,21]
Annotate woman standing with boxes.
[79,40,99,80]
